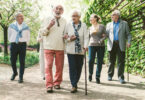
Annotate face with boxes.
[111,14,119,22]
[90,15,97,24]
[72,12,80,23]
[16,14,24,24]
[53,5,64,18]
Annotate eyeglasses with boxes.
[72,15,79,17]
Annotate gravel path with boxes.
[0,56,145,100]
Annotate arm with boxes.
[99,25,107,43]
[125,22,132,44]
[106,23,110,38]
[39,18,54,36]
[84,24,89,49]
[63,23,71,42]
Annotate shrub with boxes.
[0,51,39,68]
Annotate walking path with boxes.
[0,56,145,100]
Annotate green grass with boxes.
[0,51,39,68]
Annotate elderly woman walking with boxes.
[64,10,89,93]
[88,14,107,84]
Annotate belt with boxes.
[11,42,26,44]
[113,40,119,43]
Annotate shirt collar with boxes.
[113,20,120,24]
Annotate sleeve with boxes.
[39,18,51,36]
[83,24,89,48]
[8,27,11,42]
[106,23,110,37]
[64,23,71,42]
[100,25,107,42]
[125,22,132,44]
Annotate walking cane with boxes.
[127,47,129,82]
[84,51,88,95]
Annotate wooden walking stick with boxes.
[127,47,129,82]
[84,51,88,95]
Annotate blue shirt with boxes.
[113,21,120,41]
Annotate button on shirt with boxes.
[113,21,120,41]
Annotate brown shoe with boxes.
[71,87,77,93]
[54,85,61,89]
[47,87,53,93]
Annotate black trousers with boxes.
[10,42,26,79]
[108,41,125,79]
[67,54,84,88]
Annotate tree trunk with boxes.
[3,26,8,56]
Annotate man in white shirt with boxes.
[39,5,66,93]
[8,12,30,83]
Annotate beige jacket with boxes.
[64,22,89,55]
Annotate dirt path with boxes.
[0,56,145,100]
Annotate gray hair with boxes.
[71,10,81,17]
[112,10,120,16]
[15,12,23,19]
[53,4,64,11]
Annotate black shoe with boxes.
[89,75,92,82]
[54,85,61,89]
[108,76,112,81]
[96,78,100,84]
[11,73,18,81]
[120,79,126,84]
[43,77,45,80]
[47,87,53,93]
[71,87,77,93]
[18,79,23,83]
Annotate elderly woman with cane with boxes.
[64,10,89,93]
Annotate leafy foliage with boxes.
[83,0,145,77]
[0,0,41,54]
[0,51,39,67]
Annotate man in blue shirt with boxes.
[106,10,132,84]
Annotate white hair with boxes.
[71,10,81,17]
[112,10,120,16]
[15,12,23,19]
[53,4,64,11]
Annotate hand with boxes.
[84,48,88,52]
[47,19,55,30]
[38,38,43,42]
[70,35,76,41]
[102,34,105,37]
[63,34,69,39]
[127,43,131,48]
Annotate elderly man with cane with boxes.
[106,10,132,84]
[8,12,30,83]
[39,5,66,93]
[64,10,89,93]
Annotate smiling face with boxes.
[53,5,64,18]
[72,12,80,24]
[90,14,99,25]
[16,14,24,24]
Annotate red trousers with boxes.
[44,50,64,88]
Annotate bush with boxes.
[126,30,145,77]
[0,51,39,68]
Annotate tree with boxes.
[0,0,41,56]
